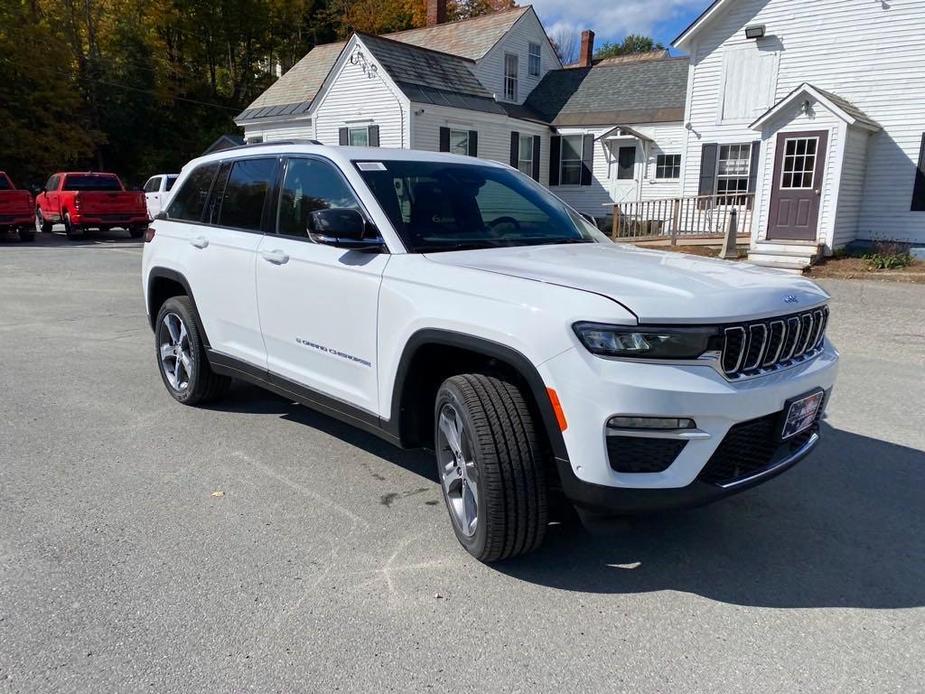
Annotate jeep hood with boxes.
[424,242,829,324]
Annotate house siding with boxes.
[244,120,314,143]
[474,11,560,105]
[833,126,871,249]
[681,0,925,244]
[313,49,408,148]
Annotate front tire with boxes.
[129,225,145,239]
[35,209,52,234]
[154,296,230,405]
[434,374,548,562]
[18,227,35,242]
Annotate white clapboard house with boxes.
[671,0,925,269]
[235,1,689,225]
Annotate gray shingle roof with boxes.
[524,57,689,126]
[811,86,880,130]
[236,6,530,123]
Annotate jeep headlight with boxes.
[573,322,722,360]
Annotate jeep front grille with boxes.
[721,306,828,379]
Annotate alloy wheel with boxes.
[160,312,192,391]
[436,403,479,537]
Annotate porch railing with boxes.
[611,193,754,243]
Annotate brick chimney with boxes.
[426,0,448,26]
[579,29,595,67]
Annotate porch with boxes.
[609,193,754,246]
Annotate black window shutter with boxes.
[549,135,561,186]
[439,127,450,152]
[747,140,760,192]
[912,133,925,211]
[368,125,380,147]
[468,130,478,156]
[338,127,348,146]
[698,143,719,196]
[580,134,594,186]
[510,131,520,167]
[532,136,541,181]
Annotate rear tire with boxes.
[63,211,83,240]
[154,296,230,405]
[434,373,548,562]
[18,227,35,242]
[129,225,145,239]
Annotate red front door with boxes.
[767,130,827,241]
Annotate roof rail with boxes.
[220,138,323,154]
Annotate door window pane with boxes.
[617,146,636,180]
[780,137,818,189]
[144,177,161,193]
[277,158,361,238]
[216,158,276,231]
[165,176,178,192]
[167,163,218,222]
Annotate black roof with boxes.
[524,57,689,126]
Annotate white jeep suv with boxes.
[142,142,838,562]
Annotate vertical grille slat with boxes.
[720,307,829,379]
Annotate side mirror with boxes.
[155,211,169,220]
[308,208,384,251]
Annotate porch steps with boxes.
[747,241,823,274]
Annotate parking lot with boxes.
[1,231,923,692]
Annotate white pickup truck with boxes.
[142,142,838,562]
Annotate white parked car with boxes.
[141,143,838,562]
[142,173,179,219]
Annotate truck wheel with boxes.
[18,227,35,242]
[434,374,548,562]
[129,225,145,239]
[35,210,51,234]
[155,296,230,405]
[63,212,83,240]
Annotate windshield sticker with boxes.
[356,162,387,171]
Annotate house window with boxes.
[780,137,818,189]
[716,143,752,201]
[560,135,583,185]
[348,127,370,146]
[528,42,541,77]
[655,154,681,179]
[449,129,470,156]
[517,135,534,176]
[504,53,518,101]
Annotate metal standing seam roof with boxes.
[236,6,531,123]
[523,57,690,126]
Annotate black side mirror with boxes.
[155,211,169,220]
[308,208,384,251]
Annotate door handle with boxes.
[190,236,209,249]
[261,249,289,265]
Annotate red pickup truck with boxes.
[35,172,149,240]
[0,172,35,242]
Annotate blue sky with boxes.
[529,0,708,54]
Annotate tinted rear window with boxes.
[167,163,218,222]
[165,176,178,192]
[216,158,275,231]
[62,175,122,191]
[0,174,11,191]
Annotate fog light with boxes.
[607,416,695,430]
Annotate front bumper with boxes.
[539,339,839,513]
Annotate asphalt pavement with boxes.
[1,230,923,692]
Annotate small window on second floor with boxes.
[528,42,541,77]
[504,53,518,101]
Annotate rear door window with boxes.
[216,158,276,231]
[167,163,219,222]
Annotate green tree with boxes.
[594,34,664,60]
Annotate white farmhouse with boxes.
[673,0,925,269]
[235,2,688,225]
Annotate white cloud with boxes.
[531,0,704,44]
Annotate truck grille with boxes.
[721,306,828,378]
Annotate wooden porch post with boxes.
[611,204,621,239]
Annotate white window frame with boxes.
[655,154,681,180]
[559,134,583,186]
[528,42,541,77]
[449,128,470,156]
[517,134,534,176]
[779,136,819,190]
[715,143,752,200]
[503,53,519,101]
[348,126,370,147]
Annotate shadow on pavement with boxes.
[208,384,925,609]
[0,228,142,248]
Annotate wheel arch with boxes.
[388,329,569,463]
[146,268,211,347]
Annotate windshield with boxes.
[62,175,123,192]
[355,160,608,252]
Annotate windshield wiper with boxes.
[520,237,594,247]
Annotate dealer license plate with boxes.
[781,390,825,440]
